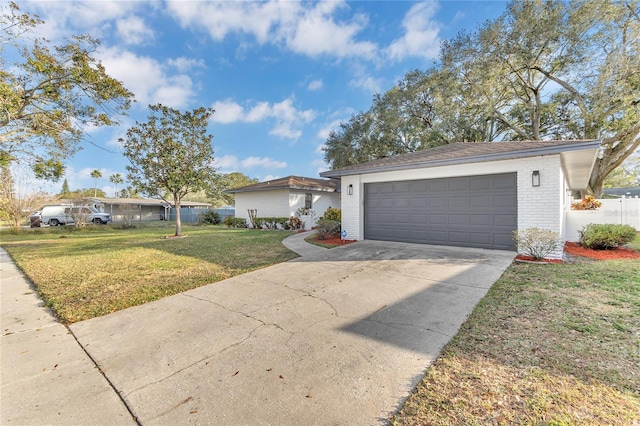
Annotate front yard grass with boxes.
[392,258,640,425]
[0,225,296,323]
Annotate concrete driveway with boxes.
[70,236,515,425]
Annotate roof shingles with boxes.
[320,140,601,177]
[227,176,339,193]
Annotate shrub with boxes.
[571,195,602,210]
[512,227,560,260]
[286,216,304,230]
[322,207,341,222]
[199,210,221,225]
[578,223,637,250]
[223,216,247,228]
[254,217,288,230]
[315,219,341,240]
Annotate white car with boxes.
[40,204,111,226]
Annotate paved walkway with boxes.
[0,247,135,425]
[1,234,515,425]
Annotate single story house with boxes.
[72,197,212,223]
[226,176,341,229]
[320,140,602,258]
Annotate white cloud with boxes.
[99,47,194,109]
[317,118,344,140]
[242,157,287,169]
[166,0,378,60]
[311,158,330,174]
[167,57,206,72]
[213,155,287,170]
[210,99,245,124]
[349,75,383,94]
[261,174,280,182]
[116,15,155,45]
[386,1,441,61]
[210,97,315,141]
[308,79,323,91]
[280,2,377,59]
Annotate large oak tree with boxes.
[324,0,640,196]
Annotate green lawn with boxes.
[0,224,296,323]
[392,258,640,425]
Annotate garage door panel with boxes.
[448,214,468,226]
[429,197,448,209]
[449,196,468,209]
[429,180,448,192]
[469,232,492,245]
[494,214,517,227]
[364,173,517,250]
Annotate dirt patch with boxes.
[564,242,640,260]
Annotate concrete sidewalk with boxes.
[0,248,136,425]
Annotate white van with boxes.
[40,204,111,226]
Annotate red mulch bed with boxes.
[515,255,563,264]
[564,241,640,260]
[318,237,357,246]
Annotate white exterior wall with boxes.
[235,189,341,229]
[340,155,566,257]
[289,191,341,229]
[234,190,290,225]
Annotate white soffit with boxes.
[561,148,599,190]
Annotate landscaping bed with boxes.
[304,234,357,248]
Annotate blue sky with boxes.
[20,0,507,196]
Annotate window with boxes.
[305,193,313,209]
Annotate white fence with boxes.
[564,197,640,241]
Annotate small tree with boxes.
[90,169,102,197]
[0,165,51,227]
[120,104,217,237]
[110,173,123,197]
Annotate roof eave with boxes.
[320,140,602,178]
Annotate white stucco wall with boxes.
[289,191,341,229]
[234,190,290,224]
[340,154,566,257]
[235,189,341,229]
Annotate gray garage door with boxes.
[364,173,517,250]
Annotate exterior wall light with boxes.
[347,184,353,195]
[532,170,540,187]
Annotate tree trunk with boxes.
[174,194,182,237]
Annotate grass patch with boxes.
[392,259,640,425]
[0,225,297,323]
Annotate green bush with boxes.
[322,207,341,222]
[315,219,341,240]
[579,223,637,250]
[512,227,560,260]
[223,216,247,228]
[199,210,221,225]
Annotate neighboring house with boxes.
[67,197,213,223]
[226,176,341,229]
[320,140,602,257]
[603,187,640,198]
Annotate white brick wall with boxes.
[289,190,341,229]
[339,155,566,257]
